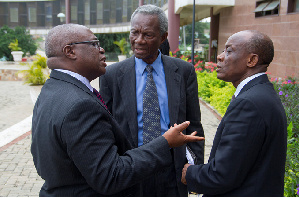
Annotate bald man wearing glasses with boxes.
[31,24,204,197]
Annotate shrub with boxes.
[196,71,235,116]
[270,76,299,197]
[0,25,37,61]
[19,54,48,85]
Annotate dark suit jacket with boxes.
[99,55,205,196]
[186,75,287,196]
[31,70,175,197]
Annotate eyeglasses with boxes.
[67,40,101,50]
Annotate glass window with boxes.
[116,0,122,23]
[90,0,97,25]
[254,0,280,17]
[71,0,78,22]
[288,0,299,13]
[84,0,90,25]
[78,0,84,25]
[45,2,53,26]
[103,0,110,24]
[123,0,127,17]
[28,7,37,23]
[10,8,18,23]
[97,1,103,20]
[37,2,45,27]
[0,3,9,26]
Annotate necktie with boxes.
[93,88,108,109]
[143,65,161,144]
[231,94,236,102]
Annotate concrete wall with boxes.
[217,0,299,78]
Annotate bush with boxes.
[196,71,235,116]
[0,25,37,61]
[19,54,48,85]
[270,76,299,197]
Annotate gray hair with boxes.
[131,4,168,35]
[45,24,88,58]
[244,30,274,65]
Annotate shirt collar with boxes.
[234,73,266,97]
[54,69,93,92]
[135,50,162,76]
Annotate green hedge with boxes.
[196,70,235,116]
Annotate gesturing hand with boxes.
[162,121,205,148]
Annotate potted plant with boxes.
[113,38,128,62]
[8,39,24,62]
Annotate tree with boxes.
[180,21,210,47]
[0,25,37,61]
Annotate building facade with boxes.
[0,0,298,78]
[216,0,299,78]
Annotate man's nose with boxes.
[135,34,145,44]
[217,52,224,62]
[99,47,105,54]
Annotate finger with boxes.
[174,121,190,131]
[190,131,198,136]
[185,135,205,142]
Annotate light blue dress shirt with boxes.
[135,51,170,147]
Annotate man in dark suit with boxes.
[31,23,204,197]
[181,30,287,196]
[99,4,204,197]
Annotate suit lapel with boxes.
[238,74,269,97]
[50,70,111,114]
[162,55,181,126]
[117,57,139,146]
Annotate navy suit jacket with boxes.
[186,75,287,196]
[99,55,205,196]
[31,70,174,196]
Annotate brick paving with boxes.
[0,66,221,196]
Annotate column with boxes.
[168,0,180,52]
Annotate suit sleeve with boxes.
[60,99,172,195]
[185,65,205,164]
[186,99,265,195]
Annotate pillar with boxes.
[209,7,219,62]
[168,0,180,52]
[65,0,70,24]
[139,0,144,6]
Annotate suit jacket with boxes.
[186,75,287,196]
[31,70,175,197]
[99,55,205,196]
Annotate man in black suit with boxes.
[181,30,287,196]
[100,4,204,196]
[30,23,204,197]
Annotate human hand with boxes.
[181,163,192,185]
[162,121,205,148]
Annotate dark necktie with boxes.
[231,94,236,102]
[93,88,107,109]
[143,65,161,144]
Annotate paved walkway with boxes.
[0,69,221,196]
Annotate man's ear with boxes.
[160,32,168,45]
[247,53,259,68]
[62,45,76,60]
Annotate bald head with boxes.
[45,24,89,58]
[240,30,274,66]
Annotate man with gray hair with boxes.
[31,23,204,197]
[100,4,205,196]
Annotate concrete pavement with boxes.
[0,68,221,196]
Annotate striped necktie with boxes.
[93,88,107,109]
